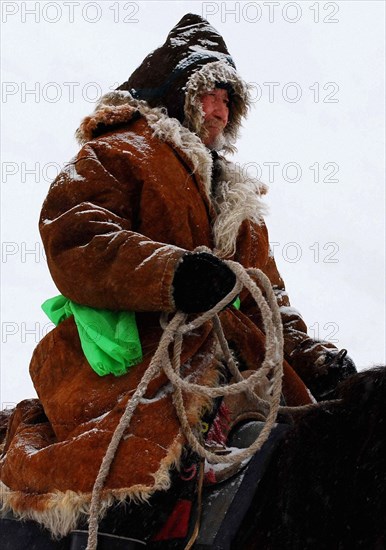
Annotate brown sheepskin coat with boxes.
[0,96,336,536]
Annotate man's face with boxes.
[200,88,229,148]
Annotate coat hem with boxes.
[0,434,183,538]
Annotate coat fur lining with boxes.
[212,159,268,257]
[75,90,268,258]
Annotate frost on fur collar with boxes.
[75,90,267,258]
[76,90,214,200]
[183,60,252,155]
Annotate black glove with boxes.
[309,349,357,401]
[173,252,237,313]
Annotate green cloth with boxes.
[42,295,142,377]
[233,297,241,310]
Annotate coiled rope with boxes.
[86,258,285,550]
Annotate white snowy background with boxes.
[1,0,385,406]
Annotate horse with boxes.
[232,365,386,550]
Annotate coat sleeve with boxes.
[39,139,185,312]
[241,222,338,387]
[261,250,338,385]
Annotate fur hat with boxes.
[117,13,252,151]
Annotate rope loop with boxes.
[86,257,284,550]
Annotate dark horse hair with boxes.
[233,366,386,550]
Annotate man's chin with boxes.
[202,132,226,151]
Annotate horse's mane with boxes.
[338,364,386,407]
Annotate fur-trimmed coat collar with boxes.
[76,90,268,257]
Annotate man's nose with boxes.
[213,100,229,124]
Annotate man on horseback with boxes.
[0,13,356,549]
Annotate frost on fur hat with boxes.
[117,13,251,150]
